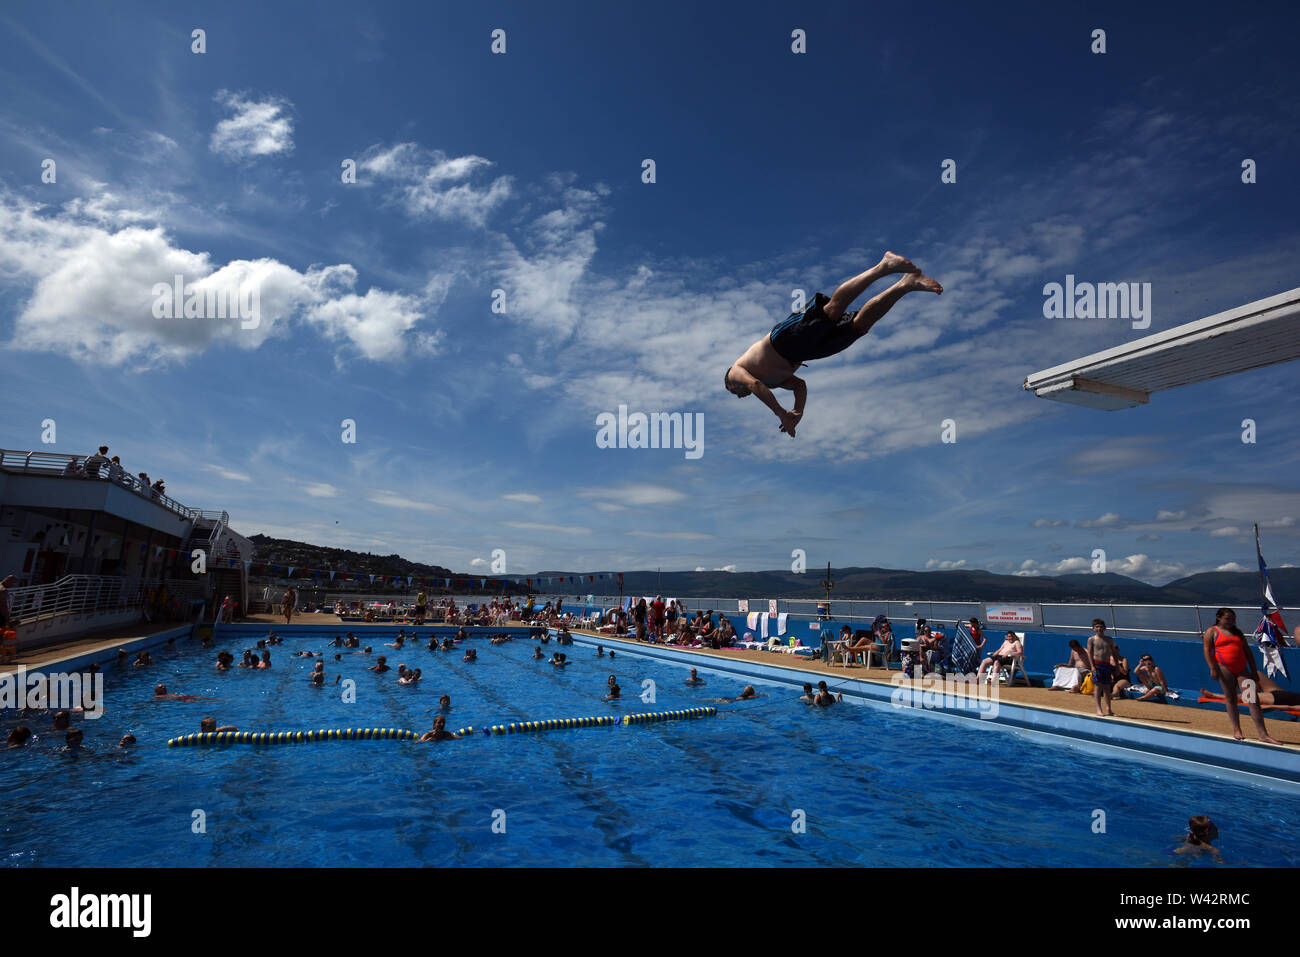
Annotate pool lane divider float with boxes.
[167,708,718,746]
[460,706,717,737]
[168,728,420,746]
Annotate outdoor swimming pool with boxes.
[4,628,1300,867]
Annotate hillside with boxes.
[245,533,1297,606]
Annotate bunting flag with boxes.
[288,567,296,577]
[329,571,336,581]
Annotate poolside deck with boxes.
[569,628,1300,747]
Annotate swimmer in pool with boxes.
[596,645,605,657]
[685,668,705,686]
[153,684,209,702]
[200,716,238,734]
[7,726,32,747]
[463,649,477,662]
[798,682,815,704]
[532,646,544,659]
[604,675,621,701]
[1174,815,1223,863]
[419,714,461,742]
[812,681,841,706]
[713,685,759,703]
[369,656,391,673]
[723,252,941,435]
[439,694,451,712]
[118,734,136,747]
[62,728,85,750]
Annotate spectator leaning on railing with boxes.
[84,445,109,477]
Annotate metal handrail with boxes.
[3,574,200,626]
[0,448,201,521]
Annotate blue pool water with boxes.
[3,629,1300,867]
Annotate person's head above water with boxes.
[1188,815,1219,845]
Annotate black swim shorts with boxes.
[768,293,859,364]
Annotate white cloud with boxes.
[627,530,713,541]
[210,90,294,159]
[503,493,542,503]
[924,558,967,569]
[360,143,512,226]
[298,482,339,498]
[368,491,442,513]
[1155,509,1187,521]
[203,464,251,482]
[1076,512,1124,529]
[1209,526,1241,538]
[1032,519,1067,528]
[577,484,685,507]
[502,521,591,535]
[1215,562,1248,572]
[0,190,441,366]
[470,557,488,567]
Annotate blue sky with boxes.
[2,0,1298,584]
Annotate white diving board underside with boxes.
[1024,287,1300,410]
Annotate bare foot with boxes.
[880,250,918,274]
[1260,734,1282,745]
[902,272,943,294]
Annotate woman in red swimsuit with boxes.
[1202,608,1280,745]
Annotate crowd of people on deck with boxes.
[61,444,169,503]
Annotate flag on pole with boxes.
[1254,524,1291,680]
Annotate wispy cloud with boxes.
[210,90,294,160]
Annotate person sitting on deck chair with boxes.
[977,632,1023,683]
[723,252,942,435]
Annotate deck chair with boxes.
[864,631,893,670]
[985,632,1030,686]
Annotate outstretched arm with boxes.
[729,366,799,433]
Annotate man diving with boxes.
[723,252,942,436]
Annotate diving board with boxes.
[1023,287,1300,410]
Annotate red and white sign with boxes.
[981,603,1041,627]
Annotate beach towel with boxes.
[1050,666,1080,691]
[746,612,759,631]
[777,613,788,636]
[760,614,769,639]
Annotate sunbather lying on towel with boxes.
[1200,670,1300,710]
[724,252,941,435]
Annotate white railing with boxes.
[5,575,201,626]
[0,448,201,521]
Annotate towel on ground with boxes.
[1050,666,1080,690]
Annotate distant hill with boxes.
[247,534,457,586]
[250,535,1296,606]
